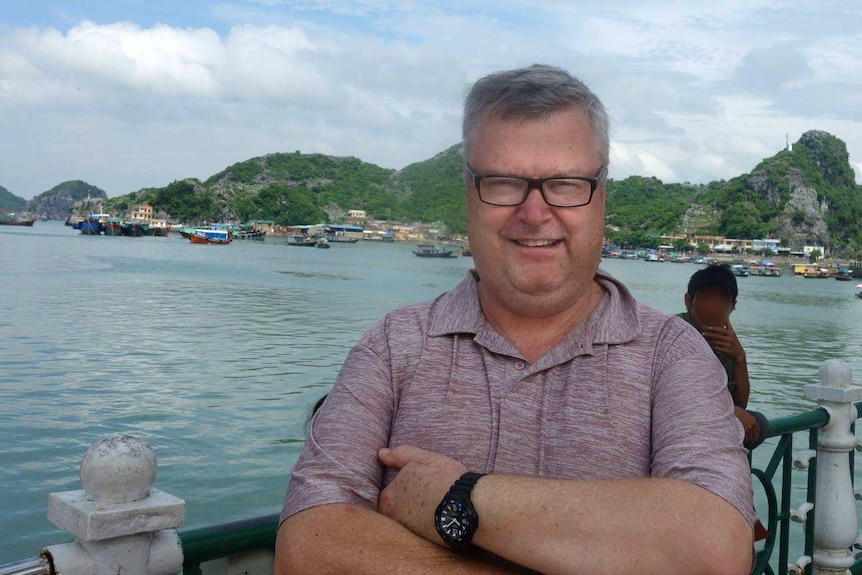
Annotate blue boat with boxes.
[79,213,109,235]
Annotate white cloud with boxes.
[0,1,860,199]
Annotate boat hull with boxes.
[286,236,318,247]
[80,219,102,235]
[414,252,457,258]
[0,220,36,226]
[189,234,231,245]
[102,222,123,236]
[123,223,144,237]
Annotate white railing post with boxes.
[40,435,185,575]
[804,359,862,575]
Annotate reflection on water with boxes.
[1,223,860,562]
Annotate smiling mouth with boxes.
[514,239,560,247]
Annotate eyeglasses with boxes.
[465,163,606,207]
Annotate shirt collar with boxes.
[428,267,641,349]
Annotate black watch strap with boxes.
[449,472,485,497]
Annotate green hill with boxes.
[603,131,862,255]
[0,185,27,212]
[92,129,862,252]
[395,144,465,233]
[27,181,108,220]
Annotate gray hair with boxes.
[462,64,610,168]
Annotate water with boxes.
[2,222,861,563]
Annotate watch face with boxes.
[438,499,469,540]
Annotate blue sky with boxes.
[1,0,861,199]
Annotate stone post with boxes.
[41,435,185,575]
[804,360,862,575]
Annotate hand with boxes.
[734,406,761,448]
[378,445,468,545]
[701,319,746,363]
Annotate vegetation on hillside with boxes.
[0,185,27,211]
[41,130,862,251]
[395,144,466,234]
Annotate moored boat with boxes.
[286,235,319,247]
[80,213,110,235]
[189,228,232,244]
[413,243,457,258]
[751,265,781,277]
[122,221,145,237]
[0,211,36,226]
[834,268,853,281]
[102,217,123,236]
[324,234,359,243]
[803,267,830,278]
[315,238,331,249]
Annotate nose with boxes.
[517,186,553,224]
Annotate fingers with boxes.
[378,444,424,469]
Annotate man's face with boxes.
[465,108,606,317]
[685,287,734,330]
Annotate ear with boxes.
[684,293,692,309]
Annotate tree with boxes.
[672,239,695,253]
[696,243,712,255]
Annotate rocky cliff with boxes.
[26,181,108,220]
[736,130,860,250]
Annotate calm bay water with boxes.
[2,221,861,563]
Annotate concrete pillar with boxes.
[41,435,185,575]
[804,360,862,575]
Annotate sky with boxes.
[1,0,861,199]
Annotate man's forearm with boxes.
[471,475,752,575]
[275,503,527,575]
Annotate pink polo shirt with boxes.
[281,269,756,528]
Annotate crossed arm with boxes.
[275,445,752,575]
[702,320,759,445]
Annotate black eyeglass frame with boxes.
[464,163,607,207]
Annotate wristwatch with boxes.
[434,471,486,548]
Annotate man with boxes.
[679,264,762,448]
[275,64,755,575]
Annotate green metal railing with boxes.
[178,404,862,575]
[181,514,280,575]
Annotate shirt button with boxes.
[514,361,526,370]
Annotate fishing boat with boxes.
[315,238,331,249]
[731,264,749,277]
[122,221,146,237]
[189,228,232,245]
[286,235,319,247]
[102,217,123,236]
[834,268,853,281]
[80,212,110,235]
[0,211,36,226]
[324,234,359,243]
[460,245,472,257]
[234,229,265,240]
[413,244,457,258]
[857,284,862,299]
[751,265,781,277]
[803,267,830,279]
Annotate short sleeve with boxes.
[280,328,394,524]
[650,319,757,526]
